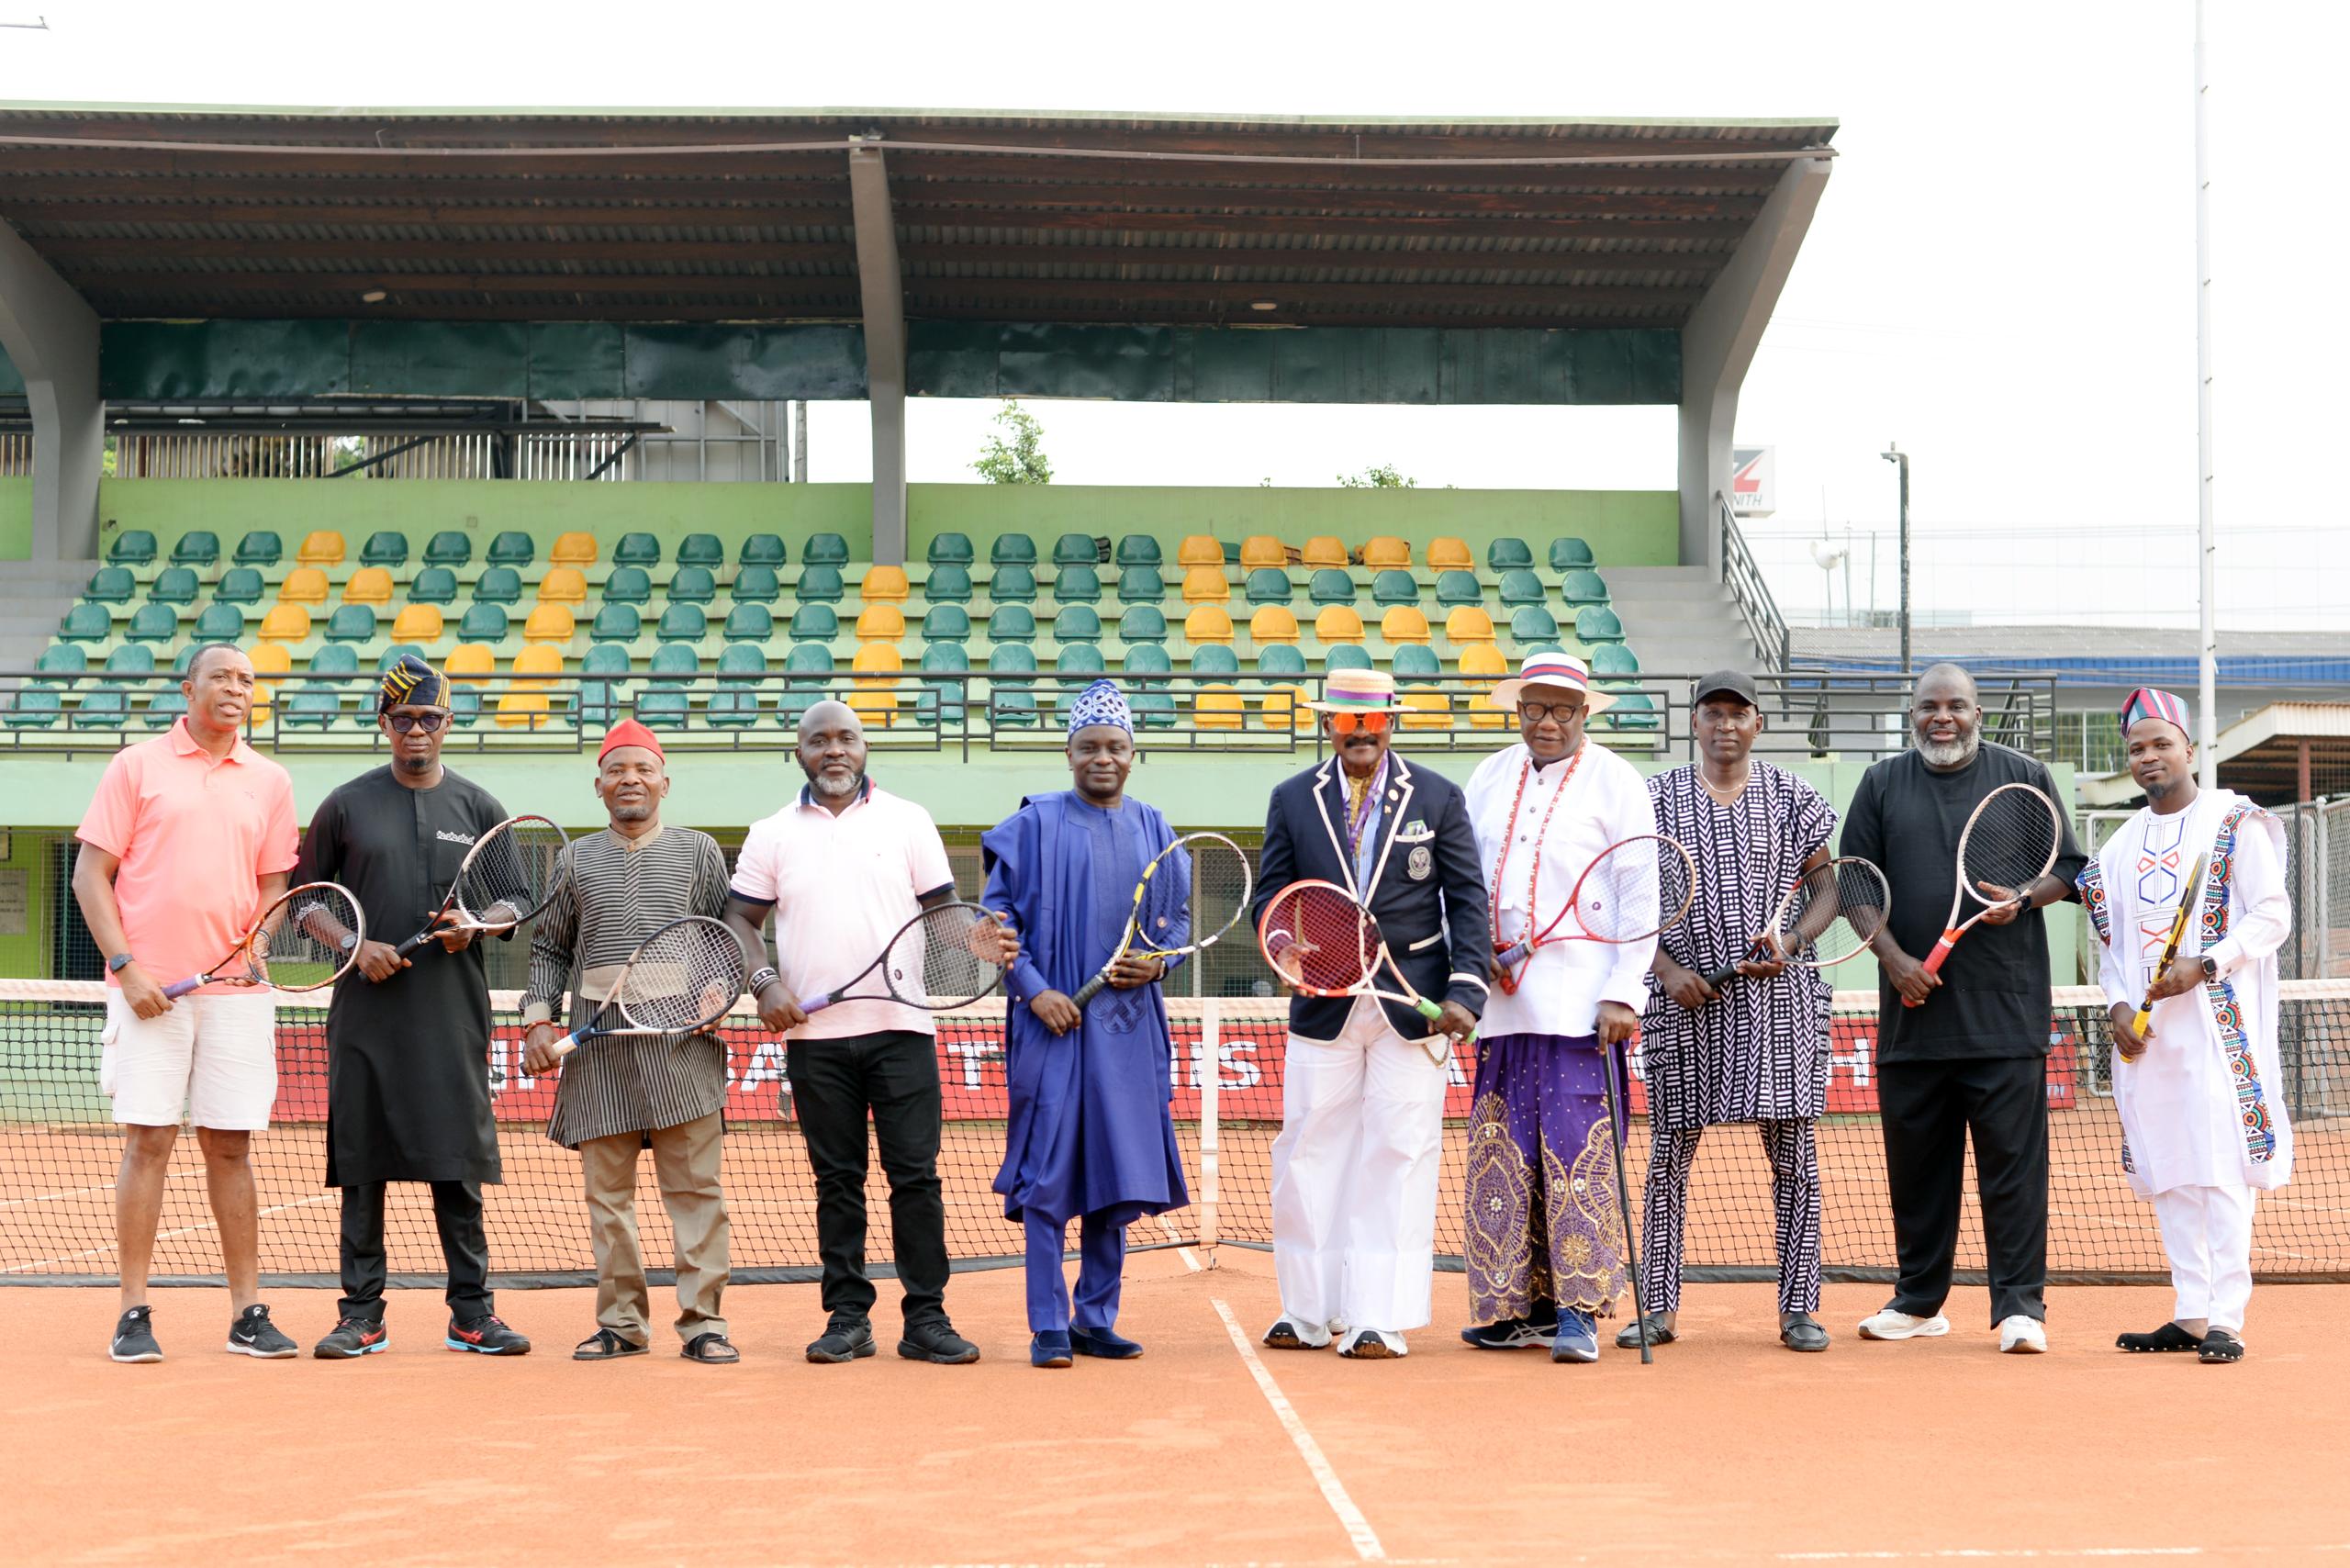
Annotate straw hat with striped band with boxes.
[1489,649,1615,715]
[1302,666,1404,712]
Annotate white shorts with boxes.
[101,991,278,1131]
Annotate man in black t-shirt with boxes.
[1840,664,2085,1354]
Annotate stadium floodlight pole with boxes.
[1882,443,1910,676]
[2194,0,2220,790]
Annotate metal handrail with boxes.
[1720,492,1791,672]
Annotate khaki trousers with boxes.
[579,1111,730,1344]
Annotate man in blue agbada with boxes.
[981,679,1191,1370]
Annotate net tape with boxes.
[2,980,2344,1288]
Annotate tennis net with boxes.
[1,980,2344,1287]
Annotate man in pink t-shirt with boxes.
[73,643,300,1364]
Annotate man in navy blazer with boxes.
[1252,666,1488,1359]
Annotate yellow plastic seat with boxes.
[1467,692,1509,730]
[1445,605,1497,645]
[446,643,497,683]
[259,603,310,643]
[1315,605,1365,644]
[1177,534,1223,567]
[862,565,911,603]
[1382,605,1431,644]
[297,531,345,567]
[1184,604,1235,645]
[855,602,906,643]
[1238,534,1287,570]
[853,641,902,676]
[1401,687,1453,731]
[1193,686,1245,731]
[847,689,896,728]
[850,642,901,729]
[496,690,553,730]
[1427,536,1473,570]
[390,604,445,644]
[1460,642,1509,679]
[523,603,576,644]
[537,566,588,607]
[1361,536,1411,569]
[1261,685,1315,733]
[550,532,599,567]
[279,567,330,606]
[1249,605,1300,645]
[1301,536,1348,568]
[248,642,292,714]
[513,644,565,688]
[342,566,395,607]
[1181,566,1229,605]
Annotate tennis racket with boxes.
[1904,782,2063,1007]
[1492,834,1696,983]
[396,813,570,957]
[549,916,745,1060]
[1702,856,1892,990]
[1068,831,1253,1009]
[1259,879,1468,1063]
[800,901,1013,1014]
[2123,850,2209,1054]
[162,881,366,998]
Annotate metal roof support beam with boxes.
[1677,154,1831,580]
[847,138,908,566]
[0,221,103,562]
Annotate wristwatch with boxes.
[339,932,359,954]
[2199,955,2219,981]
[106,952,134,975]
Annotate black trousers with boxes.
[1877,1056,2049,1326]
[788,1030,949,1327]
[338,1180,492,1322]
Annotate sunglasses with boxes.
[385,711,451,734]
[1327,710,1393,735]
[1518,700,1586,723]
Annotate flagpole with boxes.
[2195,0,2219,790]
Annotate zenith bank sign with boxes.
[1731,445,1775,517]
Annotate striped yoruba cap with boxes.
[378,652,446,712]
[2121,687,2190,737]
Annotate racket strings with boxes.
[1574,836,1694,944]
[890,905,1009,1010]
[458,818,567,925]
[1776,859,1891,965]
[1263,886,1376,991]
[619,919,744,1033]
[250,886,364,989]
[1150,836,1250,957]
[1959,787,2061,898]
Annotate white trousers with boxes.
[1268,995,1449,1333]
[2151,1183,2256,1331]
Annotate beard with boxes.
[808,767,865,801]
[396,750,435,775]
[610,798,655,822]
[1916,731,1978,767]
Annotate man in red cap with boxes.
[522,722,742,1362]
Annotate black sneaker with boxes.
[806,1317,877,1364]
[314,1316,389,1359]
[446,1314,531,1355]
[109,1305,162,1363]
[226,1304,298,1359]
[898,1317,980,1364]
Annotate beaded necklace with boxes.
[1486,744,1585,992]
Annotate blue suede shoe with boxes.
[1550,1308,1600,1363]
[1070,1326,1143,1360]
[1030,1330,1073,1369]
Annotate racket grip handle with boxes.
[799,991,834,1014]
[160,977,201,1000]
[2128,1000,2155,1041]
[549,1029,583,1060]
[395,931,431,958]
[1900,933,1960,1009]
[1699,964,1740,991]
[1494,941,1529,971]
[1069,972,1109,1009]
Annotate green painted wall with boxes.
[0,478,28,561]
[0,830,52,978]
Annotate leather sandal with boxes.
[681,1332,740,1363]
[572,1327,647,1361]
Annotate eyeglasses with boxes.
[385,711,450,734]
[1517,701,1585,723]
[1327,710,1393,735]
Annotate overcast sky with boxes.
[6,0,2343,630]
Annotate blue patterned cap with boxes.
[1067,678,1133,738]
[377,652,446,712]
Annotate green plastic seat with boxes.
[105,644,157,675]
[1054,605,1102,645]
[360,531,408,569]
[1561,568,1609,607]
[785,642,834,677]
[85,566,136,604]
[76,686,132,729]
[1488,537,1534,571]
[797,565,845,604]
[779,644,834,726]
[61,603,112,643]
[1591,642,1640,677]
[1324,644,1374,673]
[1510,606,1561,644]
[149,567,200,607]
[141,689,187,729]
[733,564,781,605]
[722,603,773,644]
[582,643,632,677]
[1054,564,1102,604]
[1549,537,1595,572]
[487,531,535,569]
[1434,569,1482,608]
[233,531,283,568]
[614,532,663,569]
[1120,604,1169,644]
[649,643,699,677]
[1393,644,1441,679]
[1052,533,1098,568]
[195,603,244,642]
[922,604,972,642]
[126,604,177,644]
[922,642,970,673]
[635,687,689,726]
[668,566,717,606]
[1603,689,1659,731]
[1057,644,1106,677]
[424,531,472,568]
[1245,567,1292,607]
[987,644,1038,729]
[989,644,1037,674]
[1114,535,1162,568]
[989,564,1036,604]
[171,531,220,569]
[378,644,427,672]
[1371,569,1418,608]
[716,641,766,675]
[448,689,482,726]
[657,603,708,643]
[601,566,653,606]
[1259,644,1307,677]
[215,567,265,606]
[459,603,509,643]
[1497,569,1547,608]
[739,533,787,568]
[803,532,850,567]
[309,644,362,677]
[927,532,974,567]
[915,642,970,725]
[408,566,459,607]
[1129,689,1177,728]
[989,605,1037,644]
[926,564,973,605]
[39,644,88,675]
[708,686,761,729]
[325,604,376,644]
[990,533,1037,567]
[591,604,643,644]
[474,566,523,606]
[1117,566,1164,605]
[1574,605,1625,643]
[788,604,838,643]
[1308,568,1356,607]
[109,531,158,568]
[677,533,724,570]
[284,688,341,729]
[6,686,62,730]
[1192,645,1240,679]
[579,645,629,729]
[1124,644,1173,679]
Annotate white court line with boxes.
[1156,1214,1204,1273]
[1207,1295,1386,1564]
[1779,1550,2208,1562]
[0,1170,203,1210]
[1,1192,337,1273]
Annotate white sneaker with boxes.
[1998,1315,2047,1354]
[1336,1327,1407,1359]
[1857,1308,1952,1340]
[1261,1316,1333,1350]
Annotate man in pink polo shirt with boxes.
[73,642,300,1363]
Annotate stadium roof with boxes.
[0,104,1837,330]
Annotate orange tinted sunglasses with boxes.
[1326,710,1393,735]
